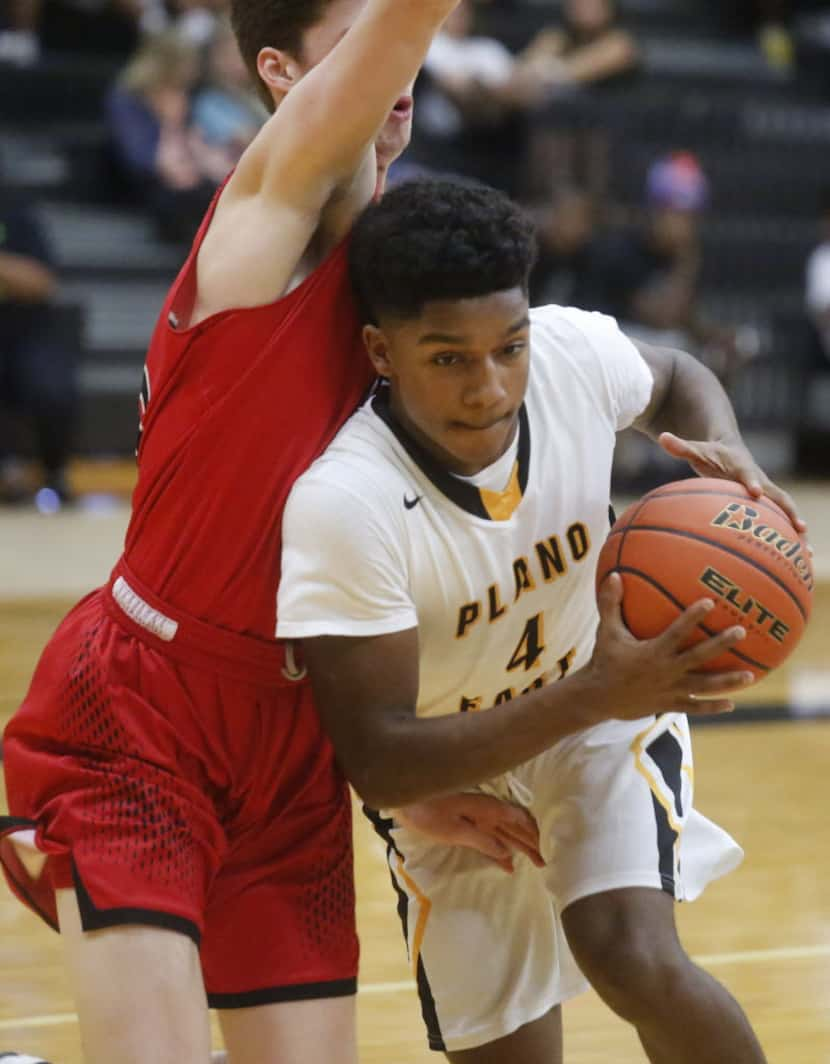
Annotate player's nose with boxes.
[462,358,508,409]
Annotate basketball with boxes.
[596,478,813,680]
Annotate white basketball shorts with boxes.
[365,713,744,1053]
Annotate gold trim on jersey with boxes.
[371,383,531,522]
[479,460,522,522]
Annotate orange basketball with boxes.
[595,478,813,680]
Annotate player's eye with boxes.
[433,353,462,367]
[501,341,527,359]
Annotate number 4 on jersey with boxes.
[507,613,545,672]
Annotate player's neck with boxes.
[374,165,390,201]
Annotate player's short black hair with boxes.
[348,177,538,324]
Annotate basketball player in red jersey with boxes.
[0,3,482,1062]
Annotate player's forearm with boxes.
[639,346,742,446]
[352,672,602,808]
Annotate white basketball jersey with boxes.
[278,305,653,731]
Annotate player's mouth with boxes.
[390,95,413,122]
[452,412,513,432]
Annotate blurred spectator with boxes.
[575,153,709,330]
[574,152,758,385]
[191,17,264,165]
[0,0,40,65]
[528,183,595,306]
[106,31,220,243]
[522,0,640,202]
[522,0,639,91]
[409,0,560,194]
[805,184,830,363]
[140,0,228,47]
[0,189,77,504]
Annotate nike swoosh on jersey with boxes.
[404,494,423,510]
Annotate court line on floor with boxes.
[360,943,830,995]
[692,943,830,968]
[0,1011,77,1031]
[1,943,829,1031]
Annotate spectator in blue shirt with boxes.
[106,31,218,243]
[191,17,265,165]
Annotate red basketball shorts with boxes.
[0,564,358,1006]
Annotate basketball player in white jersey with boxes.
[277,179,802,1062]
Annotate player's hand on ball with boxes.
[657,431,806,534]
[393,793,545,873]
[588,573,755,718]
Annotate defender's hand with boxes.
[394,793,544,874]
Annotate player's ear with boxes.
[257,46,302,98]
[363,325,392,377]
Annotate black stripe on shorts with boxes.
[646,730,684,897]
[363,806,446,1052]
[72,860,202,946]
[207,977,357,1010]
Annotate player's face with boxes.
[300,0,414,166]
[366,287,531,476]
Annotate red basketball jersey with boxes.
[121,191,374,640]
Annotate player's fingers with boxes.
[475,800,540,846]
[494,826,545,867]
[493,817,542,857]
[678,624,746,667]
[657,597,715,648]
[454,827,515,872]
[675,696,736,716]
[684,669,755,695]
[463,800,543,865]
[452,824,512,862]
[723,459,764,497]
[658,433,718,477]
[761,480,807,533]
[657,431,696,461]
[450,794,538,850]
[597,571,624,625]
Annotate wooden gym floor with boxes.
[0,467,828,1062]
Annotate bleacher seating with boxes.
[1,52,181,455]
[1,0,828,460]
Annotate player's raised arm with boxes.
[195,0,460,320]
